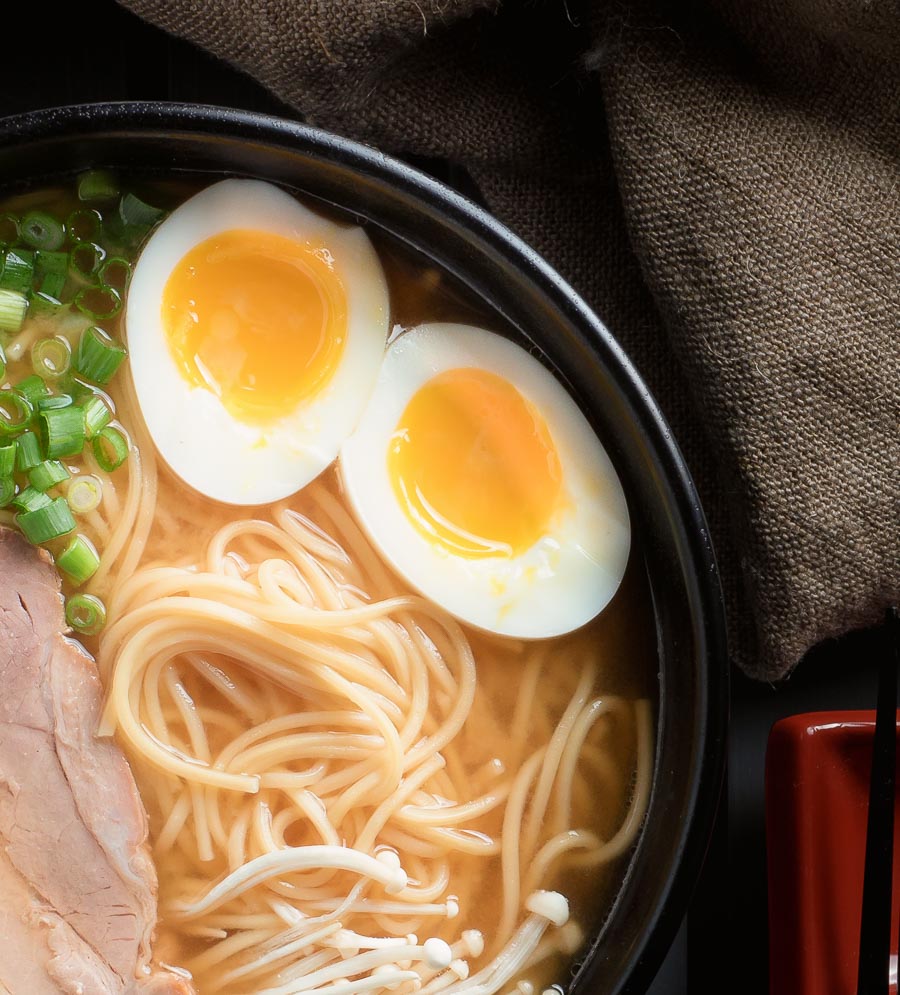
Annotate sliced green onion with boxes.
[82,395,111,438]
[11,486,51,513]
[75,325,126,384]
[0,477,14,507]
[92,425,128,472]
[74,285,121,321]
[0,214,19,247]
[32,336,72,380]
[69,241,105,280]
[66,208,101,243]
[58,375,95,404]
[119,192,165,229]
[20,211,65,252]
[39,272,66,299]
[39,405,84,459]
[56,534,99,585]
[15,430,41,471]
[29,292,66,318]
[0,248,34,293]
[98,256,131,291]
[29,459,69,492]
[37,393,73,411]
[0,441,15,477]
[0,340,5,380]
[35,249,69,299]
[15,375,50,406]
[77,169,119,203]
[17,496,75,544]
[35,247,68,278]
[67,474,102,514]
[65,592,106,634]
[0,391,33,436]
[0,289,28,333]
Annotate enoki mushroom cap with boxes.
[449,959,470,981]
[423,937,454,971]
[525,891,569,928]
[460,929,484,958]
[375,848,409,894]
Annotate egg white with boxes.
[126,179,389,505]
[339,323,631,638]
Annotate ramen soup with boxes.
[0,173,655,995]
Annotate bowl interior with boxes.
[0,102,727,995]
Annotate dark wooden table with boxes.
[4,3,888,993]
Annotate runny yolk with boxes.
[162,228,347,423]
[388,367,563,558]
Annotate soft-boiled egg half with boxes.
[340,323,631,638]
[127,179,389,504]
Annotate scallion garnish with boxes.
[37,393,73,411]
[0,477,14,508]
[29,292,66,318]
[82,395,111,439]
[0,213,19,247]
[69,241,105,280]
[98,256,131,291]
[119,192,165,229]
[32,336,72,380]
[92,425,128,472]
[65,592,106,635]
[67,474,102,514]
[0,441,15,477]
[66,208,102,243]
[0,390,33,436]
[39,405,85,459]
[15,375,50,406]
[35,248,68,294]
[0,248,34,294]
[11,486,51,513]
[14,430,41,472]
[74,325,126,384]
[73,285,121,321]
[36,248,68,275]
[77,170,119,203]
[56,534,99,585]
[17,496,75,544]
[20,211,65,252]
[0,289,28,333]
[39,273,66,299]
[28,459,69,492]
[0,341,5,380]
[58,375,95,404]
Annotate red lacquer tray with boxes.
[766,711,900,995]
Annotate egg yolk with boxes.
[162,229,347,423]
[388,367,562,558]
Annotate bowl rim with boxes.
[0,100,729,994]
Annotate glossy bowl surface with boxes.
[0,102,728,995]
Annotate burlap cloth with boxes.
[119,0,899,680]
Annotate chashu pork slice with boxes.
[0,527,192,995]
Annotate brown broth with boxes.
[130,461,654,993]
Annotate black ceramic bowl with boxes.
[0,102,727,995]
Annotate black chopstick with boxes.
[856,606,900,995]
